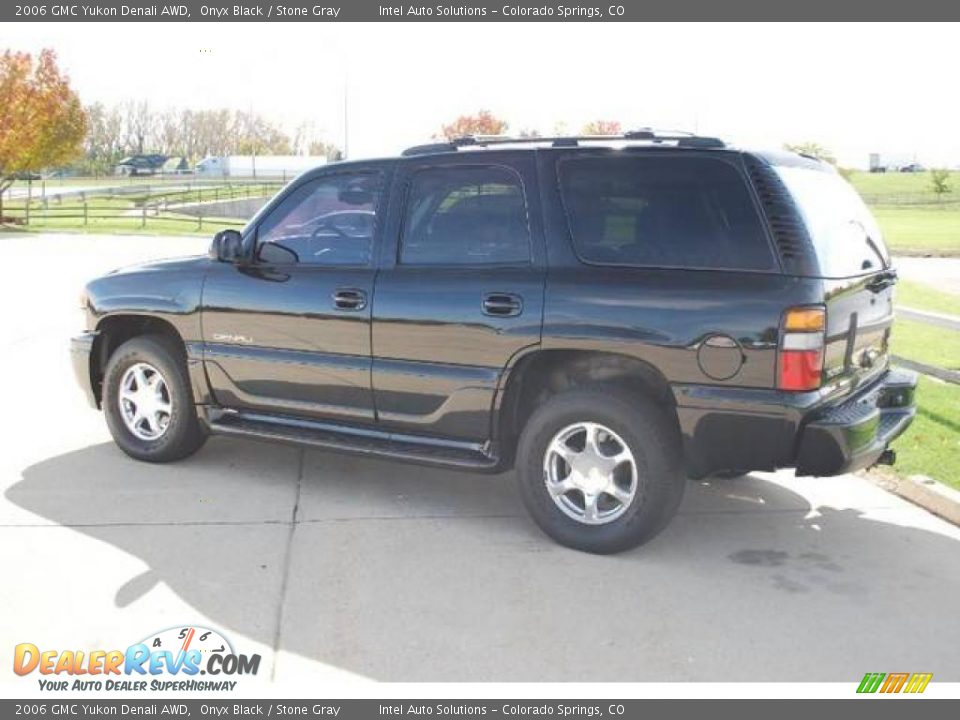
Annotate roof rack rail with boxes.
[402,128,725,156]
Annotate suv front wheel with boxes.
[516,388,685,554]
[102,335,207,463]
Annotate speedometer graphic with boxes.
[137,625,234,657]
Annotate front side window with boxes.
[558,155,776,271]
[400,165,531,265]
[256,172,382,266]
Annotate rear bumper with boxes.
[794,367,917,476]
[70,331,100,409]
[673,367,917,478]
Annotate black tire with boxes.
[516,387,685,554]
[102,334,207,463]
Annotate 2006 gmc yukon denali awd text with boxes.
[71,130,918,554]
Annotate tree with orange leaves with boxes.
[437,110,508,141]
[0,49,87,223]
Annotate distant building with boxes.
[195,155,326,179]
[115,155,189,176]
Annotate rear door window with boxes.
[558,155,776,271]
[400,165,531,266]
[775,165,889,278]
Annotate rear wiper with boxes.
[865,234,889,270]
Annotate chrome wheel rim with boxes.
[118,363,172,441]
[543,422,638,525]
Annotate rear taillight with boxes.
[778,306,825,391]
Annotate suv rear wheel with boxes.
[516,388,684,554]
[102,335,207,462]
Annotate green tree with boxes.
[930,169,951,201]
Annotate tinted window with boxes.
[257,172,382,266]
[558,156,775,271]
[776,165,889,278]
[401,166,530,265]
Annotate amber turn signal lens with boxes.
[783,307,825,333]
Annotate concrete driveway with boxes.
[2,233,959,689]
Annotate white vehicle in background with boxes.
[195,155,326,179]
[869,152,921,173]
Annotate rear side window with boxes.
[775,166,889,278]
[401,165,531,265]
[558,156,776,271]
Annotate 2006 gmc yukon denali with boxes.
[72,130,917,554]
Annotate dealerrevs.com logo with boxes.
[13,626,261,692]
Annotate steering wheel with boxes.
[309,218,349,241]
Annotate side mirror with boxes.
[209,229,244,262]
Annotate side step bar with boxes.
[205,410,501,472]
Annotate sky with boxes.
[6,22,960,168]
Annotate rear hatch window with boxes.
[775,166,889,278]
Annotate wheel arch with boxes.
[493,349,678,465]
[89,313,189,408]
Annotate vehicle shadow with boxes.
[8,438,960,682]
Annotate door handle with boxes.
[332,288,367,311]
[482,292,523,317]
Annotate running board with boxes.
[206,410,501,471]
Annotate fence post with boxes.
[141,204,147,229]
[25,200,30,227]
[83,201,88,226]
[198,214,203,232]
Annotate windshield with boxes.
[776,166,889,278]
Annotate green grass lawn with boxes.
[1,187,263,236]
[847,170,948,197]
[896,280,960,315]
[1,202,244,236]
[872,206,960,255]
[891,319,960,370]
[889,375,960,490]
[841,171,960,256]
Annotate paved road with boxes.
[4,184,111,200]
[2,233,959,691]
[895,255,960,295]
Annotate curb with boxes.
[897,306,960,332]
[869,471,960,527]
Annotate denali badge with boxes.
[212,333,254,345]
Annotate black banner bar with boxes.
[4,0,960,22]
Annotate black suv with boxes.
[72,131,917,553]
